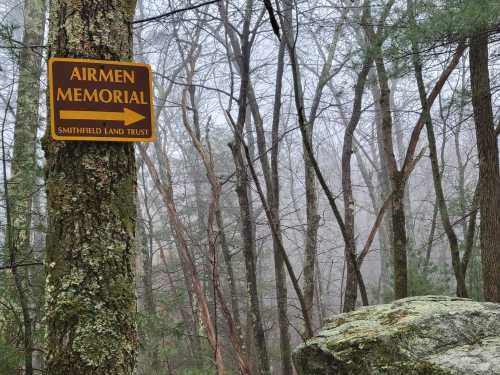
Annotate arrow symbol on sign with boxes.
[59,107,145,126]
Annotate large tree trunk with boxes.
[469,30,500,303]
[8,0,46,373]
[42,0,138,373]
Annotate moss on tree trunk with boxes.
[42,0,138,374]
[8,0,46,374]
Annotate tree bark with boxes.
[341,52,372,312]
[270,41,293,375]
[368,75,394,299]
[43,1,139,374]
[229,140,271,375]
[302,120,320,318]
[469,30,500,302]
[8,0,46,373]
[366,27,408,298]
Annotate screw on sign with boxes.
[48,57,155,142]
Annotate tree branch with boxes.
[133,0,220,25]
[0,262,43,271]
[264,0,281,39]
[401,42,467,177]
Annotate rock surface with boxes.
[293,296,500,374]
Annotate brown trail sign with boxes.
[49,57,154,142]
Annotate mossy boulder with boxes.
[293,296,500,374]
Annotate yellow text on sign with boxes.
[56,88,148,105]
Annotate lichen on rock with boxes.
[293,295,500,375]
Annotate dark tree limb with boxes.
[0,262,43,270]
[133,0,220,24]
[264,0,281,39]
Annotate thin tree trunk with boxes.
[454,63,469,238]
[249,41,293,371]
[369,76,393,299]
[278,0,369,308]
[391,81,415,249]
[181,84,252,374]
[139,145,226,374]
[277,1,348,317]
[254,39,293,374]
[8,0,46,373]
[407,0,467,297]
[229,141,271,375]
[469,30,500,302]
[229,113,315,338]
[425,199,439,268]
[215,209,242,335]
[365,15,408,298]
[136,175,160,373]
[218,1,271,372]
[152,141,204,366]
[462,183,480,275]
[301,6,347,318]
[302,124,320,318]
[363,0,465,299]
[156,237,200,362]
[341,51,372,312]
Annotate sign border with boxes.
[48,57,155,142]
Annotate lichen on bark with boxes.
[43,0,138,374]
[7,1,47,374]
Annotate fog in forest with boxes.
[0,0,499,374]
